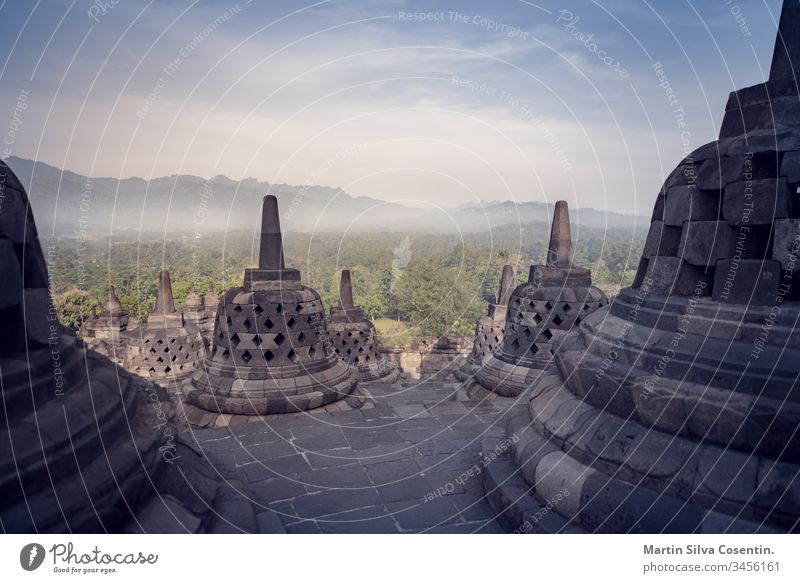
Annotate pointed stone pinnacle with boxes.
[498,264,515,305]
[339,269,355,310]
[546,200,573,269]
[154,270,176,314]
[770,0,800,81]
[259,195,286,270]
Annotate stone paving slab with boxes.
[189,379,516,533]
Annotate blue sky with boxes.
[0,0,784,214]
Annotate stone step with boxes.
[481,437,585,534]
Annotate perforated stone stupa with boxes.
[329,269,399,383]
[476,202,608,396]
[83,285,129,364]
[185,195,358,415]
[0,159,277,533]
[486,1,800,534]
[455,264,515,382]
[124,270,207,386]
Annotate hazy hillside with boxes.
[6,156,648,238]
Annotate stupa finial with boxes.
[498,265,515,305]
[339,269,355,310]
[258,195,286,270]
[546,200,573,269]
[770,0,800,81]
[154,270,176,314]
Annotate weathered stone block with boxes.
[678,221,736,266]
[642,221,682,258]
[772,219,800,270]
[695,156,745,190]
[723,178,788,225]
[663,185,720,227]
[644,256,710,296]
[780,150,800,183]
[712,259,781,306]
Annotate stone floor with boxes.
[184,379,519,533]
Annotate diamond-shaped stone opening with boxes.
[243,318,252,331]
[533,313,543,324]
[254,305,264,314]
[287,348,297,362]
[148,367,156,374]
[164,346,170,353]
[264,318,274,330]
[218,332,224,342]
[263,349,274,362]
[346,348,352,355]
[562,303,572,313]
[298,331,306,342]
[240,350,252,363]
[287,316,295,329]
[156,356,164,363]
[230,333,241,348]
[252,335,262,346]
[149,347,157,355]
[164,366,172,373]
[308,345,317,358]
[234,305,243,313]
[544,302,553,310]
[523,328,532,338]
[171,355,177,362]
[274,333,286,346]
[295,303,303,313]
[276,303,284,314]
[583,303,591,311]
[552,314,563,326]
[221,349,230,360]
[170,338,176,344]
[529,344,539,355]
[575,317,583,327]
[511,338,520,351]
[542,329,553,341]
[157,339,164,345]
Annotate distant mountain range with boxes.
[5,156,648,239]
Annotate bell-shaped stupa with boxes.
[124,270,207,385]
[185,195,358,415]
[328,269,399,383]
[0,159,270,533]
[83,285,129,364]
[455,264,516,382]
[485,1,800,534]
[476,202,608,396]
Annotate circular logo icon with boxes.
[20,543,46,571]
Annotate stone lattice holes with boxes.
[184,195,358,416]
[124,270,207,386]
[485,0,800,534]
[328,269,399,383]
[476,202,609,396]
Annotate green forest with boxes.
[47,222,644,343]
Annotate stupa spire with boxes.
[154,270,176,314]
[770,0,800,81]
[258,195,286,270]
[498,265,515,306]
[339,270,355,309]
[546,200,573,269]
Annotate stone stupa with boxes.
[485,0,800,534]
[185,195,358,415]
[476,201,608,396]
[0,159,275,533]
[455,264,516,383]
[328,269,399,383]
[82,285,129,365]
[124,270,207,386]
